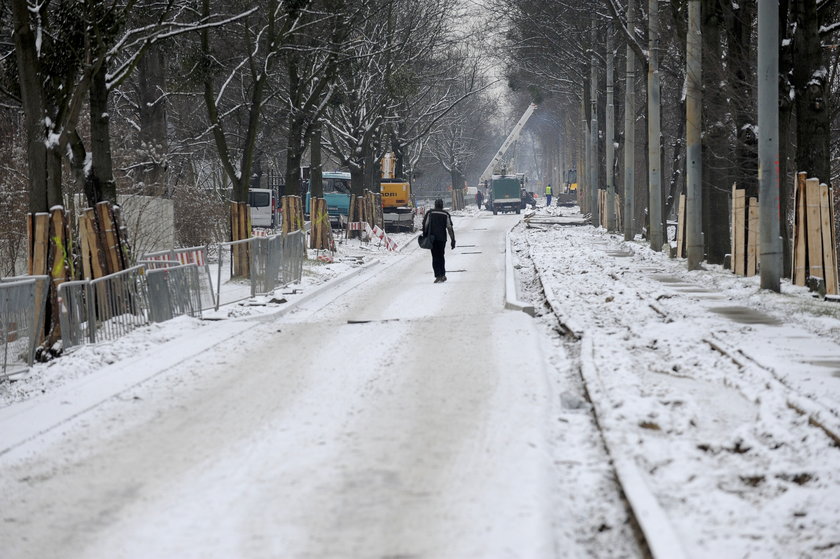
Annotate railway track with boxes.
[514,217,840,558]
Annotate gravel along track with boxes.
[511,212,840,558]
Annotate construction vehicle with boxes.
[487,175,522,214]
[380,153,415,231]
[477,103,537,187]
[305,171,352,224]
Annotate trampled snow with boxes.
[1,205,839,558]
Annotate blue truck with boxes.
[305,171,352,224]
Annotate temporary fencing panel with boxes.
[282,231,306,285]
[147,264,203,323]
[142,246,215,310]
[0,276,48,379]
[90,266,150,344]
[58,280,95,347]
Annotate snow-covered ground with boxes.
[513,205,840,558]
[1,205,839,558]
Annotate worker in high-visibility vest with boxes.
[545,184,553,207]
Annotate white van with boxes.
[249,188,275,228]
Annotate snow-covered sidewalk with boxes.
[512,206,840,558]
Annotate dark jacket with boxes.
[423,209,454,243]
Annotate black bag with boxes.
[418,233,434,249]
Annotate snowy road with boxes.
[1,213,565,558]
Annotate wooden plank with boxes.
[733,189,746,276]
[830,187,839,293]
[793,173,808,285]
[730,183,737,271]
[820,183,837,295]
[747,197,758,277]
[27,213,34,275]
[96,202,120,274]
[79,215,92,280]
[83,209,105,279]
[676,194,686,259]
[32,213,50,276]
[805,178,824,280]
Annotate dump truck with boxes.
[488,175,521,214]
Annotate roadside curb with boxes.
[0,258,383,455]
[505,227,536,316]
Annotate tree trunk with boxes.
[701,0,731,264]
[137,44,168,196]
[11,0,50,213]
[791,0,830,184]
[726,0,757,198]
[310,122,323,199]
[90,63,117,205]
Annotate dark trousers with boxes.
[546,194,552,206]
[431,240,446,277]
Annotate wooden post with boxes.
[676,194,686,258]
[733,189,746,275]
[820,183,837,294]
[31,213,50,276]
[96,202,121,275]
[747,197,758,277]
[805,178,823,280]
[793,173,808,285]
[730,183,737,271]
[83,208,106,279]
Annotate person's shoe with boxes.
[434,276,442,283]
[441,275,447,282]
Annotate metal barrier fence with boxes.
[142,246,215,310]
[212,231,306,310]
[0,276,48,380]
[58,263,204,351]
[147,264,202,323]
[90,265,150,344]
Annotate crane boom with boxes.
[478,103,537,184]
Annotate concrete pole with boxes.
[590,16,600,226]
[758,0,782,291]
[686,0,703,270]
[606,24,616,232]
[648,0,664,250]
[624,0,636,241]
[584,111,591,215]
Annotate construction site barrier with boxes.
[141,246,216,309]
[212,231,306,310]
[0,276,48,380]
[147,264,203,323]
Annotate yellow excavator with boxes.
[380,153,415,231]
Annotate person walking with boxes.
[422,199,456,283]
[545,183,553,207]
[475,189,484,210]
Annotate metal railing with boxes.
[212,231,306,310]
[0,276,48,379]
[141,246,215,310]
[147,264,203,323]
[89,265,150,344]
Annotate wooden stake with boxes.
[793,173,808,285]
[747,197,758,277]
[805,178,823,280]
[676,194,686,258]
[730,183,737,271]
[820,183,837,294]
[96,202,121,274]
[733,189,746,276]
[31,213,50,276]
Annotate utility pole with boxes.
[583,92,590,215]
[648,0,663,250]
[686,0,703,270]
[590,16,600,226]
[623,0,636,241]
[606,24,616,232]
[758,0,781,291]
